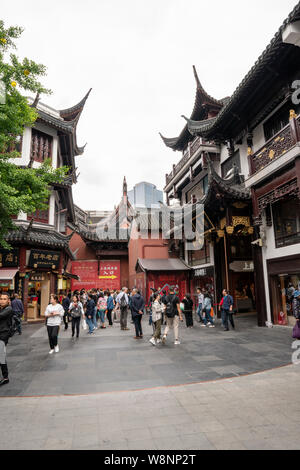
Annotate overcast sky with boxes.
[2,0,298,210]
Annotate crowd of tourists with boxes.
[1,286,300,388]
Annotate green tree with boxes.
[0,20,68,248]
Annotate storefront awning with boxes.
[0,268,18,280]
[63,271,80,281]
[136,258,191,273]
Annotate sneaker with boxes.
[54,346,59,353]
[208,324,215,328]
[149,337,156,346]
[174,340,181,345]
[0,378,9,386]
[49,349,54,354]
[156,339,162,344]
[162,335,167,344]
[201,324,207,328]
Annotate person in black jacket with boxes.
[182,294,194,328]
[131,289,145,339]
[85,294,96,334]
[62,292,70,330]
[0,293,13,386]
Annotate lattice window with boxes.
[30,129,53,163]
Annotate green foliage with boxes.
[0,20,69,248]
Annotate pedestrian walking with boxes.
[0,293,13,386]
[116,287,130,331]
[106,291,114,326]
[97,292,107,329]
[69,295,84,338]
[11,293,24,335]
[202,292,215,328]
[196,288,204,323]
[220,289,235,331]
[85,293,96,334]
[131,289,145,339]
[182,294,194,328]
[44,294,64,354]
[162,286,183,345]
[62,292,70,330]
[149,293,163,346]
[292,290,300,319]
[161,290,168,325]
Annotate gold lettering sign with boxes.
[232,216,250,228]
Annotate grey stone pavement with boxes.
[0,313,300,450]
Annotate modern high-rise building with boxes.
[128,182,163,209]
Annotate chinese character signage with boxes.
[0,249,19,267]
[71,260,121,291]
[28,250,60,269]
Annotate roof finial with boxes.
[123,176,127,197]
[193,65,201,88]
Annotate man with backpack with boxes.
[0,293,13,386]
[116,287,130,331]
[162,286,183,345]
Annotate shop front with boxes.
[192,266,215,306]
[229,260,256,313]
[24,248,61,321]
[135,258,191,303]
[268,254,300,326]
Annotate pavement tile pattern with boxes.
[0,314,299,450]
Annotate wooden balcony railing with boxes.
[249,114,300,175]
[165,136,214,186]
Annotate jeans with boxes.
[86,317,95,333]
[197,304,203,322]
[99,309,106,325]
[47,325,59,349]
[203,308,214,325]
[223,309,235,330]
[93,307,98,328]
[107,309,113,325]
[133,314,143,337]
[71,317,81,337]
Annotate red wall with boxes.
[128,226,169,288]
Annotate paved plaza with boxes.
[0,314,299,450]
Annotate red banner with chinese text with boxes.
[71,260,121,291]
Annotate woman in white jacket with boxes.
[45,294,64,354]
[149,293,164,346]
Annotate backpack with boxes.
[165,295,177,318]
[70,304,81,319]
[120,294,127,308]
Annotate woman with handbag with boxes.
[69,295,84,338]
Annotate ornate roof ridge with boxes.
[59,89,92,121]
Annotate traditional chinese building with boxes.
[1,90,91,321]
[162,3,300,326]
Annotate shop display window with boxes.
[270,273,300,325]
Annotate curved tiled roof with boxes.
[183,2,300,140]
[159,66,223,151]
